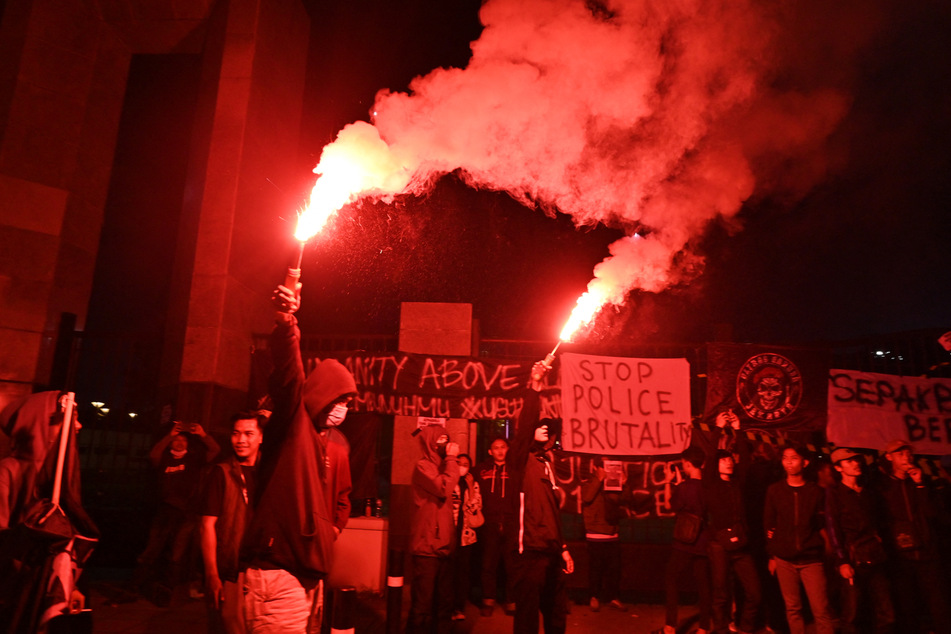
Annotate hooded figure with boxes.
[241,287,359,633]
[407,424,460,634]
[0,392,98,632]
[243,328,357,585]
[410,425,460,558]
[0,391,96,534]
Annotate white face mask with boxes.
[325,402,349,427]
[459,466,469,477]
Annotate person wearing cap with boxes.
[507,360,573,634]
[239,283,357,633]
[825,447,894,634]
[872,439,950,634]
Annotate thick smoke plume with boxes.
[309,0,873,327]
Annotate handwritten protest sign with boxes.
[827,369,951,455]
[560,352,691,456]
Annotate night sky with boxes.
[288,0,950,346]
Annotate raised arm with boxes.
[266,283,306,445]
[148,421,181,466]
[412,442,461,500]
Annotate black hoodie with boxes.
[241,315,356,585]
[508,389,565,555]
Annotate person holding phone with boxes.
[135,419,219,601]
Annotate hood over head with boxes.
[303,359,357,423]
[417,424,449,463]
[1,391,63,465]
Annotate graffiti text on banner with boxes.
[554,454,683,518]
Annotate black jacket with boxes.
[872,469,939,560]
[825,481,884,568]
[764,480,826,562]
[241,315,356,585]
[507,389,565,555]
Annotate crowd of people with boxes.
[657,412,951,634]
[2,281,949,634]
[125,283,575,634]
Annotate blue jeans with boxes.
[773,558,834,634]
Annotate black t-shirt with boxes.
[158,451,205,511]
[201,463,256,517]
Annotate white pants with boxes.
[243,568,322,633]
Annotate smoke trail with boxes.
[310,0,872,325]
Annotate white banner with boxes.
[827,369,951,455]
[560,353,691,456]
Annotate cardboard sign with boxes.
[827,369,951,455]
[560,353,691,456]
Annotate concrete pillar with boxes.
[0,0,130,410]
[389,302,474,551]
[172,0,310,433]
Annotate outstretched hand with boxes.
[529,359,553,391]
[272,283,301,314]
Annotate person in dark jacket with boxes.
[581,455,628,612]
[825,447,894,634]
[694,413,760,634]
[657,445,711,634]
[136,420,219,599]
[0,392,99,632]
[408,424,460,634]
[764,445,834,634]
[475,436,516,615]
[871,439,950,634]
[201,410,267,634]
[507,360,573,634]
[240,283,357,633]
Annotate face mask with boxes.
[326,402,348,427]
[459,466,469,477]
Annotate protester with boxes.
[508,360,573,634]
[693,412,761,634]
[240,282,356,633]
[407,425,460,633]
[200,410,267,634]
[656,445,711,634]
[0,392,98,632]
[581,455,628,612]
[451,453,483,620]
[135,419,219,602]
[825,447,894,634]
[743,440,786,633]
[872,440,950,634]
[475,436,516,616]
[764,445,834,634]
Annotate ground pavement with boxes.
[87,582,694,634]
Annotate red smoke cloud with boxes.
[306,0,877,331]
